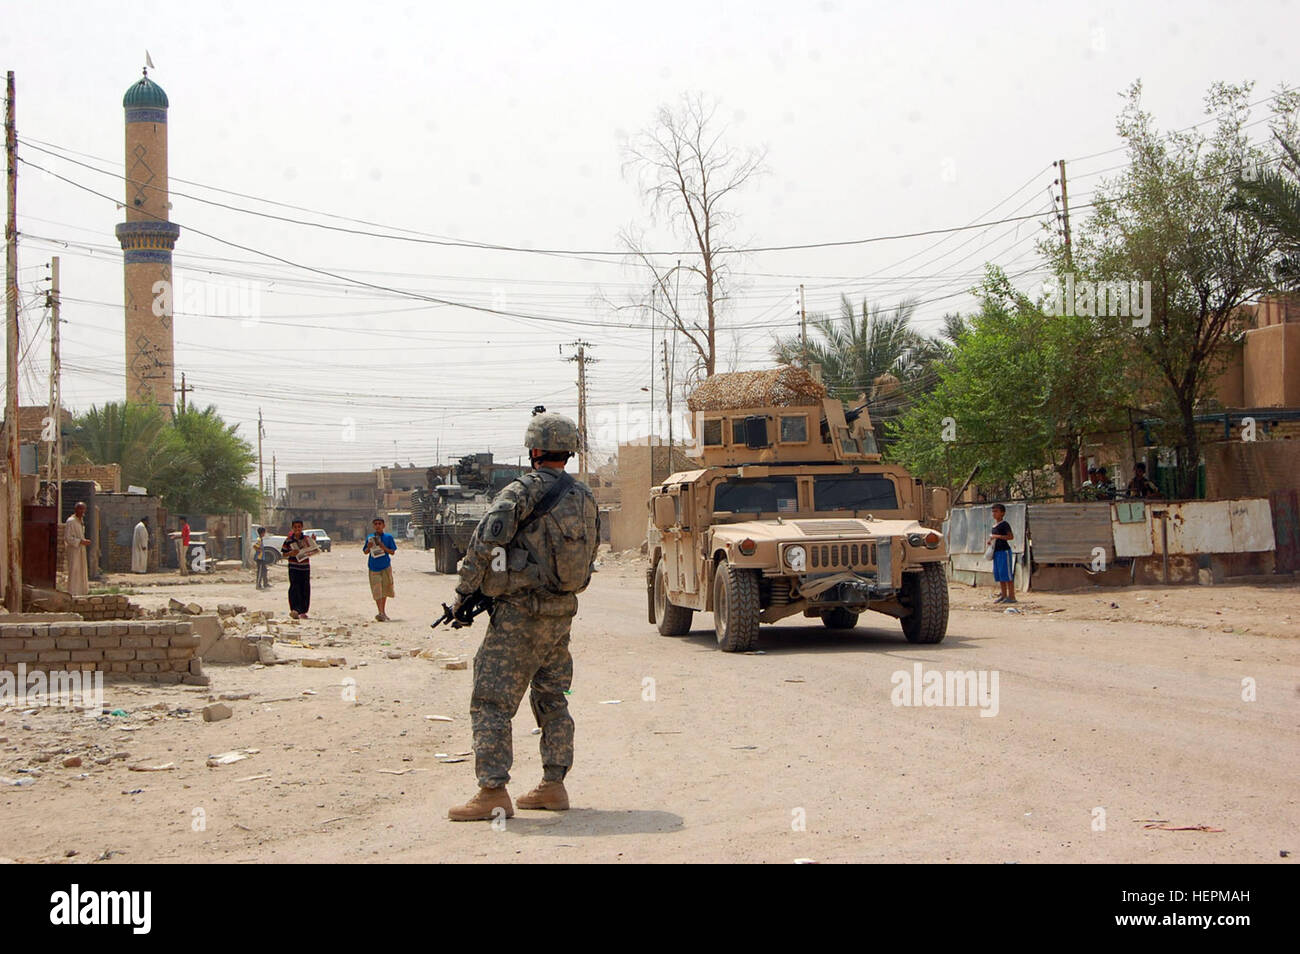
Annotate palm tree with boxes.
[65,402,178,491]
[1233,132,1300,288]
[772,295,946,450]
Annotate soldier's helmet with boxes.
[525,412,580,452]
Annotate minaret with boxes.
[115,69,180,415]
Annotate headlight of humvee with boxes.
[784,544,807,572]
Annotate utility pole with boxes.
[175,371,190,414]
[648,287,655,483]
[271,454,277,502]
[1055,158,1073,269]
[5,71,21,611]
[564,340,596,484]
[661,338,674,465]
[799,284,807,366]
[41,258,61,523]
[257,407,265,523]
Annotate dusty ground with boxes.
[1,546,1296,864]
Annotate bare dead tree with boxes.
[622,93,766,379]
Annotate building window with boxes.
[349,489,370,501]
[298,490,316,501]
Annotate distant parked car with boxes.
[305,529,332,552]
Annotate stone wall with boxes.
[69,595,142,621]
[0,620,206,685]
[94,494,165,573]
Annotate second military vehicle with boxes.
[647,366,951,651]
[415,453,527,573]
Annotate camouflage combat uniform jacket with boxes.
[454,466,600,789]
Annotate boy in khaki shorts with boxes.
[364,518,397,621]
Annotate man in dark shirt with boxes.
[281,519,313,619]
[1127,462,1159,499]
[988,503,1016,604]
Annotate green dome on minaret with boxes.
[123,74,168,110]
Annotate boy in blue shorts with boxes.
[988,503,1016,604]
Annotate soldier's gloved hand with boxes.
[451,592,474,624]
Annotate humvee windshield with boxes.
[714,476,798,514]
[813,474,897,511]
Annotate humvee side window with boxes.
[813,474,898,511]
[780,415,808,443]
[731,418,747,445]
[714,476,798,514]
[702,419,723,445]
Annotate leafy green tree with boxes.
[887,268,1126,499]
[1065,81,1299,498]
[66,402,257,514]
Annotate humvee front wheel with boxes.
[712,558,760,652]
[900,563,950,644]
[654,559,694,636]
[821,608,859,630]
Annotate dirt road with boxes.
[2,547,1296,864]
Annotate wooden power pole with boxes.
[41,257,61,524]
[565,340,596,484]
[1056,158,1073,269]
[5,71,21,611]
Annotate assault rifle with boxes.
[431,591,494,630]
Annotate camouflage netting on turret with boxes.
[686,366,827,412]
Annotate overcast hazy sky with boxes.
[2,0,1295,480]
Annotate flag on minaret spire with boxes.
[145,50,155,70]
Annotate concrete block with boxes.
[103,649,136,661]
[154,672,181,684]
[55,637,89,650]
[122,636,153,649]
[37,650,71,662]
[0,637,27,653]
[135,649,166,661]
[4,651,38,663]
[68,650,103,662]
[88,636,122,649]
[141,662,160,673]
[189,658,204,676]
[202,703,232,722]
[24,637,56,651]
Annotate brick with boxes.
[0,625,33,637]
[111,623,130,636]
[175,623,193,636]
[170,659,190,671]
[170,634,200,649]
[109,662,127,673]
[24,637,56,651]
[103,649,135,661]
[141,662,160,673]
[124,661,144,672]
[122,636,153,649]
[151,636,170,648]
[154,672,181,684]
[49,624,76,638]
[68,650,103,662]
[4,651,37,663]
[88,636,121,649]
[37,650,71,662]
[0,637,26,653]
[189,658,204,676]
[181,673,211,686]
[77,662,98,671]
[165,647,193,659]
[135,649,166,661]
[55,637,89,650]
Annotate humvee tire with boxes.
[654,559,694,636]
[712,558,760,652]
[821,608,859,630]
[900,563,950,644]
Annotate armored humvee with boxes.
[417,453,527,573]
[646,367,951,651]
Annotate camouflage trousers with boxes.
[471,595,576,789]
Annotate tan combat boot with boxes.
[516,780,569,811]
[447,786,514,822]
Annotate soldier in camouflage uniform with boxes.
[447,411,600,822]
